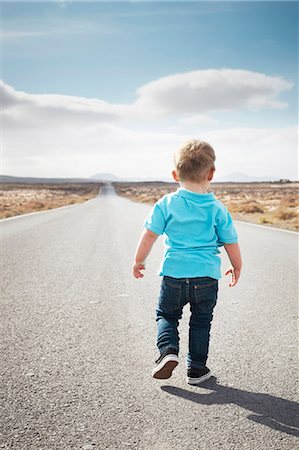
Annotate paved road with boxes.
[0,184,298,449]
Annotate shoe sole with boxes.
[152,355,179,379]
[186,371,211,385]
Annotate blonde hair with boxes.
[174,139,216,182]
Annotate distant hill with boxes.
[215,172,280,183]
[0,175,99,184]
[90,173,122,182]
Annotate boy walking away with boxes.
[132,140,242,385]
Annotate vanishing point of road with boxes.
[0,184,298,449]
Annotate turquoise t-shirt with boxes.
[144,187,238,279]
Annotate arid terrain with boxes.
[0,183,102,219]
[1,181,298,231]
[114,181,298,232]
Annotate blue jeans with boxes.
[156,275,218,369]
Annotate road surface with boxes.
[0,184,298,449]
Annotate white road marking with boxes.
[0,197,98,223]
[235,220,298,235]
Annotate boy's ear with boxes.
[207,167,215,181]
[172,170,180,182]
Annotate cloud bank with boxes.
[136,69,292,113]
[1,68,297,180]
[2,68,292,121]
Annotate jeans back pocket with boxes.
[193,278,218,306]
[158,279,182,313]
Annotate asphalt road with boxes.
[0,184,298,450]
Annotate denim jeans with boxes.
[156,275,218,369]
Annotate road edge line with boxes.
[234,220,298,235]
[0,196,99,223]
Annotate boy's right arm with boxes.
[133,229,159,279]
[224,243,242,287]
[133,200,166,278]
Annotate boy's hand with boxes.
[133,262,145,279]
[225,266,241,287]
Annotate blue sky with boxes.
[1,1,298,180]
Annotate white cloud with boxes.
[1,72,297,180]
[1,81,124,127]
[135,69,293,113]
[2,68,293,124]
[177,114,219,127]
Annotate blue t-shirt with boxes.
[144,187,238,279]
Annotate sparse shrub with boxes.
[225,200,264,214]
[274,209,297,221]
[280,196,298,208]
[243,203,264,214]
[34,201,45,210]
[259,216,272,224]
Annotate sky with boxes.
[1,0,298,181]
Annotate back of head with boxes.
[174,139,216,183]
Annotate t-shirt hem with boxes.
[158,270,221,280]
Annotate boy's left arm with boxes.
[224,242,242,287]
[215,204,242,287]
[133,229,159,278]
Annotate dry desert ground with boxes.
[0,181,298,231]
[0,183,102,219]
[114,181,298,232]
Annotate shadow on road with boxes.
[161,377,299,437]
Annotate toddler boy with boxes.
[132,140,242,385]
